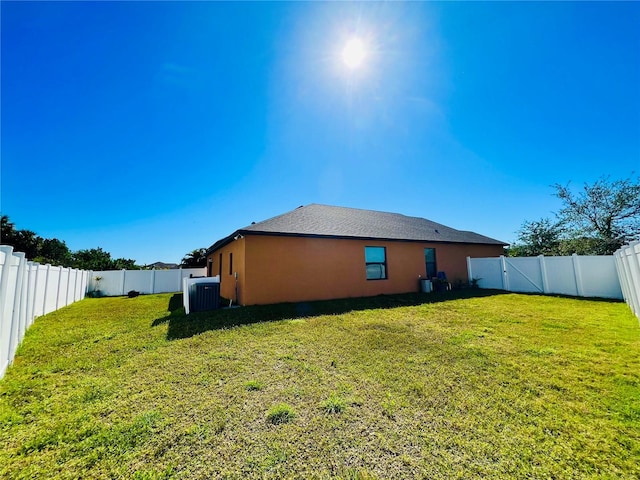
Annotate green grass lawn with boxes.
[1,291,638,479]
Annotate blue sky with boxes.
[2,1,639,265]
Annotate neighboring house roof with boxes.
[146,262,179,269]
[208,204,507,253]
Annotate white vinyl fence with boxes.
[614,241,640,322]
[467,254,623,300]
[88,267,207,297]
[0,245,89,379]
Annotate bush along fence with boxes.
[614,241,640,323]
[0,245,90,379]
[87,267,207,297]
[467,254,623,300]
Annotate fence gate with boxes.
[467,254,622,299]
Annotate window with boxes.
[207,258,213,277]
[425,248,437,278]
[365,246,387,280]
[229,252,233,275]
[218,253,222,277]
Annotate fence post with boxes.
[466,257,473,284]
[9,252,27,365]
[616,249,633,311]
[64,268,71,307]
[500,256,509,291]
[72,268,79,302]
[42,264,51,315]
[17,259,31,351]
[572,254,584,297]
[25,262,36,330]
[538,255,550,294]
[632,243,640,320]
[55,267,63,310]
[83,270,89,297]
[0,246,15,378]
[150,268,156,294]
[121,269,126,296]
[0,246,13,304]
[32,262,42,319]
[619,242,640,319]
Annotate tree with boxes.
[72,248,115,271]
[1,215,16,243]
[509,218,563,256]
[34,238,73,266]
[181,248,208,267]
[512,175,640,256]
[553,175,640,254]
[2,215,44,257]
[111,258,140,270]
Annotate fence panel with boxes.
[468,257,504,289]
[92,271,124,296]
[0,249,19,378]
[505,257,544,293]
[579,255,622,299]
[33,265,48,317]
[123,270,153,294]
[57,268,70,309]
[614,242,640,322]
[66,269,78,306]
[542,256,578,296]
[0,245,88,379]
[44,266,61,315]
[153,270,182,293]
[468,254,623,300]
[89,268,207,297]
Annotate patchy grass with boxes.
[244,380,263,392]
[0,291,638,479]
[266,403,297,425]
[320,393,347,415]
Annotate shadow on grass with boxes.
[508,290,624,304]
[152,289,508,340]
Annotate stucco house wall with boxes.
[206,204,507,306]
[208,234,503,305]
[208,236,246,304]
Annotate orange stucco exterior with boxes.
[208,234,503,306]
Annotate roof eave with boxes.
[237,230,508,246]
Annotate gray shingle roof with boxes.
[224,204,505,246]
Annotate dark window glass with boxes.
[365,246,387,280]
[218,253,222,277]
[425,248,437,278]
[229,252,233,275]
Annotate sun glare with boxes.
[342,37,366,69]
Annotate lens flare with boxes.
[342,37,366,69]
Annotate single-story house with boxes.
[206,204,506,305]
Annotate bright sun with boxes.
[342,37,366,69]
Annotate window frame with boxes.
[365,246,388,281]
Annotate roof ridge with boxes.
[241,204,310,230]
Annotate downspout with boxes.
[235,271,239,306]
